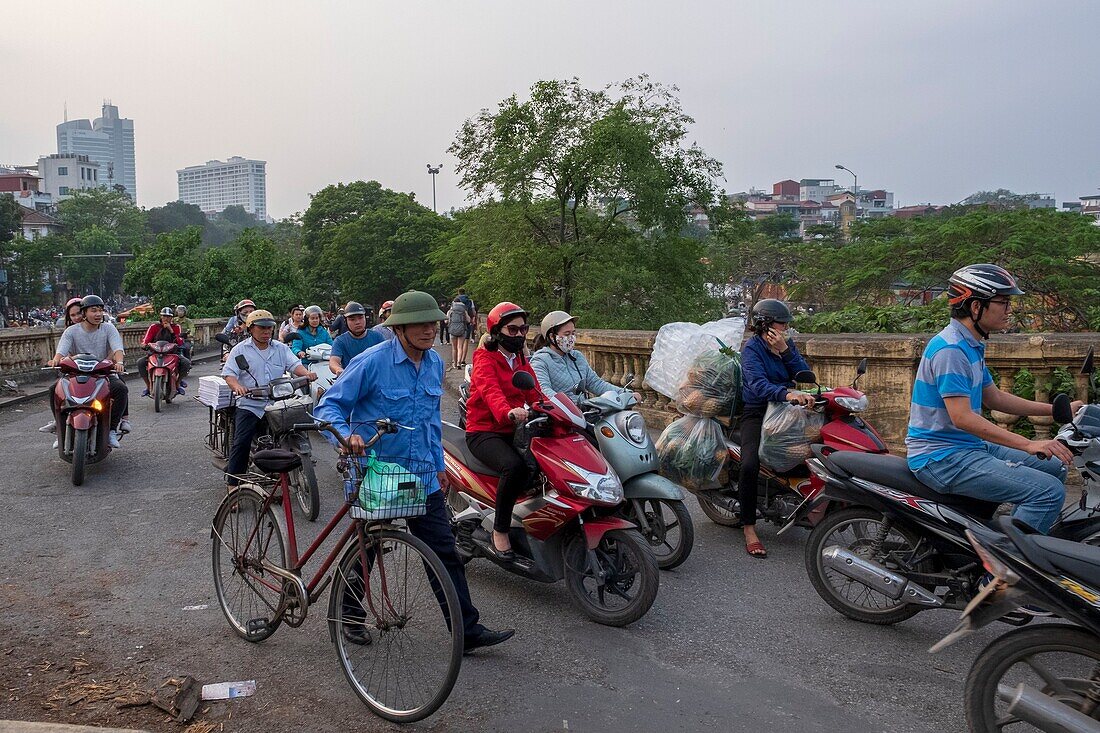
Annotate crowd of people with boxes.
[4,295,149,329]
[38,263,1082,652]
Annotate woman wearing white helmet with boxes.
[287,305,333,360]
[530,311,632,406]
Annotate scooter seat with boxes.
[827,451,1001,519]
[1030,535,1100,590]
[442,423,501,478]
[252,449,301,474]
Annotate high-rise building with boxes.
[176,157,267,220]
[38,154,101,201]
[56,102,137,201]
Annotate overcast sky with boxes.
[2,1,1096,218]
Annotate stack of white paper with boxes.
[197,375,233,409]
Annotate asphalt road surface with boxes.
[0,353,996,732]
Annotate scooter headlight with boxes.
[835,395,869,413]
[563,461,624,505]
[613,411,648,445]
[271,381,295,399]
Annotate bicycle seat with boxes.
[828,452,1000,520]
[253,449,301,474]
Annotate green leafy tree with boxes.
[0,194,22,258]
[6,235,62,312]
[301,181,449,309]
[449,76,722,311]
[145,200,207,234]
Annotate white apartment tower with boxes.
[177,157,267,220]
[56,102,137,201]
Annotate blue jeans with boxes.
[913,442,1067,533]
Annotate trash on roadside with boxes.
[153,675,202,722]
[201,679,257,700]
[182,604,210,611]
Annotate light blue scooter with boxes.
[580,376,695,570]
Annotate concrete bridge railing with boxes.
[0,318,229,382]
[574,329,1097,453]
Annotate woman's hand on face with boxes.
[786,391,815,407]
[762,328,788,353]
[508,407,529,424]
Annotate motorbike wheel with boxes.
[71,428,88,486]
[629,499,695,570]
[562,528,659,627]
[804,506,925,625]
[291,458,320,522]
[153,375,164,413]
[696,493,742,527]
[965,625,1100,732]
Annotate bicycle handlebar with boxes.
[289,418,408,454]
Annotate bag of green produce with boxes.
[655,414,728,490]
[675,340,742,419]
[758,402,824,473]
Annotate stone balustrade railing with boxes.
[0,318,229,382]
[575,329,1097,453]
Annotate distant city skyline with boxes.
[56,102,136,202]
[2,1,1096,219]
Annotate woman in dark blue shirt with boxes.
[738,299,815,558]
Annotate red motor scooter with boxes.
[143,340,181,413]
[49,354,117,486]
[445,371,660,627]
[695,358,889,531]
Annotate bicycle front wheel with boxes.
[328,525,463,723]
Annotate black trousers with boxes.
[466,431,530,534]
[226,409,263,485]
[341,491,484,638]
[736,404,768,527]
[138,356,191,385]
[107,374,128,431]
[439,321,450,343]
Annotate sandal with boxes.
[745,541,768,559]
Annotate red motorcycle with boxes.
[143,340,182,413]
[445,371,660,627]
[49,354,117,486]
[695,359,888,531]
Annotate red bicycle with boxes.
[210,418,462,723]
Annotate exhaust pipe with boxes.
[821,546,942,607]
[999,683,1100,733]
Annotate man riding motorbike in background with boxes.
[906,264,1083,534]
[139,307,191,396]
[329,301,383,376]
[175,305,196,359]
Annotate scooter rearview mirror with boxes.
[512,371,536,391]
[214,333,231,346]
[235,355,250,372]
[1051,393,1074,425]
[1082,347,1094,377]
[794,370,817,385]
[856,358,867,376]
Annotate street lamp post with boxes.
[834,164,857,195]
[426,164,443,213]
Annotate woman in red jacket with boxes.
[465,302,543,560]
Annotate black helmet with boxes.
[80,295,105,312]
[947,264,1024,305]
[344,301,367,316]
[750,299,792,331]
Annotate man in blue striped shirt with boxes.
[906,264,1081,533]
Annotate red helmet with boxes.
[380,300,395,312]
[486,302,528,333]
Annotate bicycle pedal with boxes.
[246,618,270,634]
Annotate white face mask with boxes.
[555,333,577,353]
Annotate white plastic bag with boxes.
[655,415,728,490]
[758,402,824,472]
[645,316,746,400]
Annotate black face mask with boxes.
[499,334,526,354]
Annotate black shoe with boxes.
[464,628,514,655]
[488,544,516,563]
[342,625,373,646]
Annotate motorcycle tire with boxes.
[562,528,659,627]
[292,458,320,522]
[965,624,1100,732]
[629,499,695,570]
[696,493,741,527]
[71,427,88,486]
[153,375,164,413]
[804,506,925,626]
